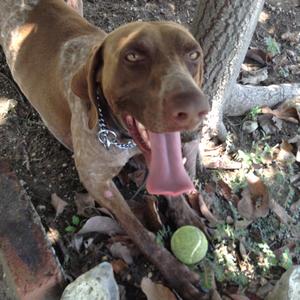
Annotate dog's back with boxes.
[0,0,105,148]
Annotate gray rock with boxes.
[61,262,119,300]
[267,266,300,300]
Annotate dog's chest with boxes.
[70,96,140,183]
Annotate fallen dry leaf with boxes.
[257,114,277,135]
[111,259,128,274]
[203,156,242,170]
[109,242,134,265]
[275,140,296,165]
[237,174,270,220]
[238,190,256,220]
[240,67,268,85]
[78,216,123,236]
[235,219,253,229]
[217,180,234,202]
[143,195,163,231]
[97,207,115,218]
[269,199,293,225]
[141,277,176,300]
[203,144,224,156]
[198,193,221,225]
[261,97,300,124]
[74,192,95,217]
[245,47,271,66]
[204,182,216,194]
[288,135,300,162]
[272,116,283,131]
[0,98,17,119]
[51,193,68,217]
[72,235,83,252]
[187,191,201,211]
[281,31,300,45]
[273,52,289,69]
[239,237,248,259]
[242,120,259,133]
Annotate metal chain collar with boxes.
[96,94,136,150]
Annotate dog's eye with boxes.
[125,52,145,62]
[188,50,201,61]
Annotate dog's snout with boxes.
[166,90,209,128]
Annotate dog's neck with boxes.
[96,90,136,150]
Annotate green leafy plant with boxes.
[248,106,262,121]
[256,242,278,273]
[278,66,289,78]
[155,225,171,246]
[279,249,293,270]
[265,36,281,56]
[214,243,248,287]
[236,142,272,168]
[229,174,247,193]
[65,215,81,233]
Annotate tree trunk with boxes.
[192,0,265,141]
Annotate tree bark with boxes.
[225,83,300,116]
[192,0,265,141]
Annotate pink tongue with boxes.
[146,131,194,196]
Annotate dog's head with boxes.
[71,22,210,196]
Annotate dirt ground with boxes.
[0,0,300,299]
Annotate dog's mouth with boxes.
[125,115,194,196]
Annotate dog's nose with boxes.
[167,90,209,128]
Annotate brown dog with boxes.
[0,0,209,298]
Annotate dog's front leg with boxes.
[69,99,204,298]
[81,179,205,300]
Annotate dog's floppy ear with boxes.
[71,45,103,129]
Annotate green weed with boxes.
[155,225,171,246]
[65,215,81,233]
[265,36,281,56]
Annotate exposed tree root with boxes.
[209,82,300,141]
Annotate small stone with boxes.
[126,274,131,281]
[226,216,234,224]
[242,120,259,133]
[61,262,119,300]
[37,205,46,212]
[266,266,300,300]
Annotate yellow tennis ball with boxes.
[171,225,208,265]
